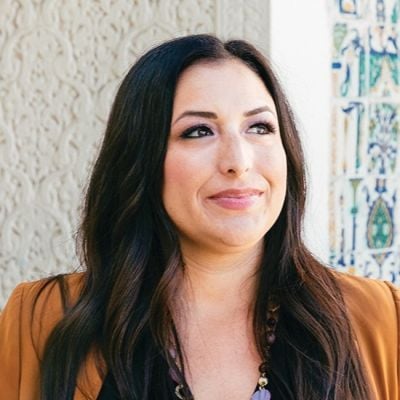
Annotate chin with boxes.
[215,228,267,249]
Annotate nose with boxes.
[218,135,252,177]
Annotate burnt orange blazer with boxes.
[0,272,398,399]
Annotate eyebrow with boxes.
[172,105,274,125]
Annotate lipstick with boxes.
[208,188,263,210]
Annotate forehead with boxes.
[173,59,276,113]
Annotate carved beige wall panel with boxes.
[0,0,270,307]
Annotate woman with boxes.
[0,34,398,400]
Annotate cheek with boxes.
[163,154,180,209]
[259,145,287,185]
[164,149,191,189]
[163,149,201,210]
[276,150,288,182]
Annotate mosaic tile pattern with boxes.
[330,0,400,284]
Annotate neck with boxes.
[172,240,265,396]
[177,240,263,316]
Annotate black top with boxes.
[97,371,178,399]
[97,373,120,400]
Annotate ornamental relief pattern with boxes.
[0,0,270,307]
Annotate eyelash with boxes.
[180,122,277,139]
[249,122,277,135]
[181,124,213,139]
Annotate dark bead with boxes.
[266,318,277,328]
[259,361,268,373]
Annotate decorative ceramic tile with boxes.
[335,0,368,18]
[329,176,398,280]
[367,102,399,174]
[331,100,368,177]
[368,25,399,96]
[332,23,367,97]
[363,177,397,248]
[329,178,364,269]
[352,250,399,280]
[370,0,400,23]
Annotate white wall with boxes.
[270,1,331,263]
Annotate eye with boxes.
[247,122,277,135]
[181,124,214,139]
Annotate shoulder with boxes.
[333,271,399,396]
[24,271,85,304]
[333,270,399,324]
[0,272,86,397]
[2,272,85,318]
[0,272,86,351]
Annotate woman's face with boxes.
[163,60,287,255]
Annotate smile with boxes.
[208,189,263,210]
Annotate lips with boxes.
[209,188,263,198]
[208,188,263,210]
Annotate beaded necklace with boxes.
[170,299,280,400]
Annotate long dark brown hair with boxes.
[37,34,372,399]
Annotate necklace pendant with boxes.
[251,388,271,400]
